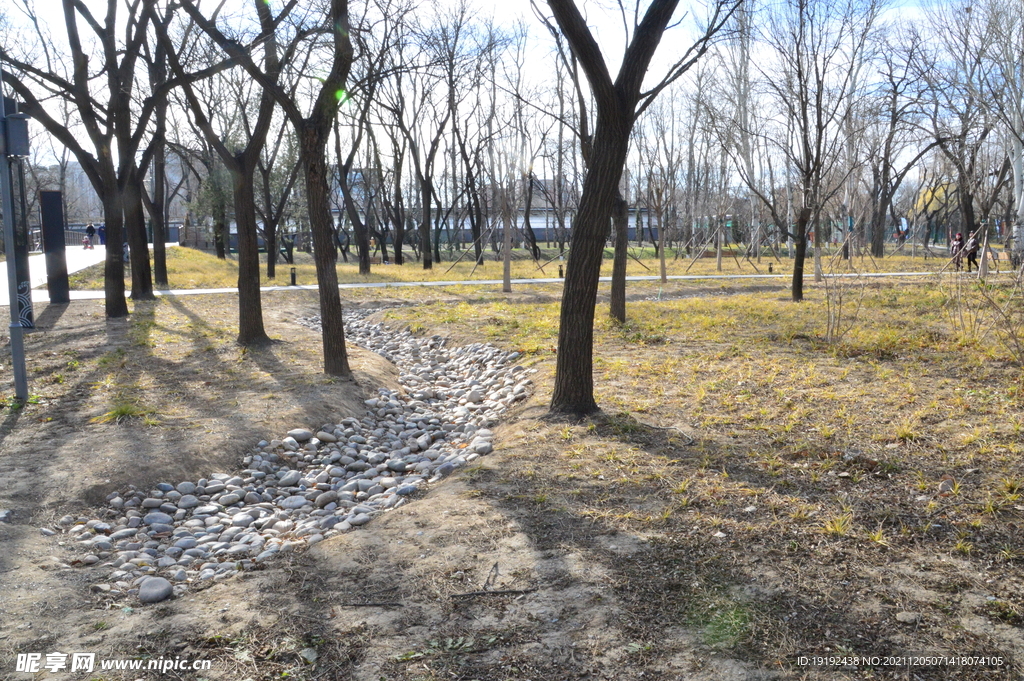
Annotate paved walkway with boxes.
[0,245,108,306]
[0,243,946,307]
[17,269,938,306]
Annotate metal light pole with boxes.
[0,63,29,402]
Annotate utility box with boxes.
[3,114,29,158]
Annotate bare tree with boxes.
[0,0,162,316]
[160,1,284,345]
[729,0,879,300]
[861,29,937,258]
[181,0,354,375]
[540,0,737,415]
[917,0,997,244]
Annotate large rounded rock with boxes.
[138,577,173,604]
[288,428,313,442]
[143,512,174,526]
[314,491,339,508]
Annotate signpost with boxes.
[0,64,31,402]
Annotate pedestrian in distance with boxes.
[964,231,979,272]
[97,224,106,245]
[950,232,964,272]
[84,223,95,249]
[123,242,130,264]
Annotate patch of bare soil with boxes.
[0,282,1021,681]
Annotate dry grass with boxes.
[66,244,956,291]
[3,268,1023,680]
[377,274,1024,679]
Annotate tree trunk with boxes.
[302,128,350,376]
[420,177,433,270]
[214,198,227,260]
[522,173,542,259]
[122,174,155,300]
[658,205,667,283]
[792,206,810,302]
[101,187,130,318]
[550,122,631,415]
[610,195,628,323]
[266,226,278,279]
[338,166,372,275]
[233,171,271,345]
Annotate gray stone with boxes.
[218,493,241,506]
[288,428,314,442]
[277,470,302,487]
[138,577,173,604]
[0,509,12,523]
[176,482,196,495]
[231,513,254,527]
[314,491,339,508]
[177,495,199,509]
[143,512,175,526]
[348,513,371,526]
[395,485,418,496]
[279,495,310,510]
[110,528,138,541]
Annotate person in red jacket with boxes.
[950,232,964,271]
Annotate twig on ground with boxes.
[451,588,537,599]
[635,421,696,445]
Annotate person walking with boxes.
[84,223,95,250]
[950,232,965,271]
[965,231,979,272]
[97,224,106,245]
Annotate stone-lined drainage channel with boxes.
[48,308,533,604]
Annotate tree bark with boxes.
[100,185,130,318]
[302,126,350,376]
[610,196,628,323]
[551,122,632,414]
[420,177,433,270]
[233,171,270,345]
[122,173,155,300]
[547,0,701,415]
[792,206,810,302]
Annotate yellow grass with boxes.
[65,245,962,291]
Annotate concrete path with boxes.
[15,269,938,306]
[0,244,176,306]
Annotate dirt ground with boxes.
[0,280,1022,681]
